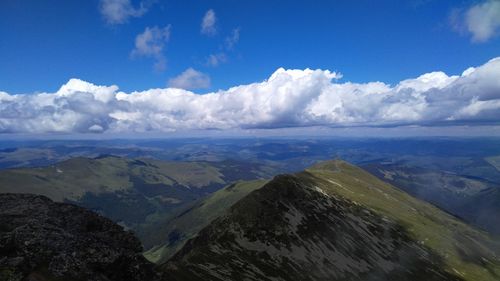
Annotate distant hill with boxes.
[162,160,500,281]
[0,156,274,245]
[364,163,500,235]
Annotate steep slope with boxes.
[163,160,500,281]
[143,179,268,263]
[364,163,500,234]
[0,193,161,281]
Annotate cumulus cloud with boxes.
[201,9,217,36]
[131,25,171,71]
[1,58,500,134]
[168,68,211,90]
[99,0,152,25]
[466,0,500,42]
[452,0,500,42]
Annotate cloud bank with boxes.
[1,58,500,134]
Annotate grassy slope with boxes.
[142,159,225,188]
[365,164,493,196]
[143,179,268,264]
[0,156,225,201]
[306,160,500,281]
[363,163,500,235]
[0,157,131,201]
[485,155,500,172]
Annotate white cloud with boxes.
[131,25,171,71]
[168,68,211,90]
[206,53,228,67]
[99,0,150,25]
[1,58,500,134]
[201,9,217,36]
[453,0,500,42]
[225,28,240,50]
[205,28,240,67]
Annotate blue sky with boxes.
[1,0,499,94]
[0,0,500,136]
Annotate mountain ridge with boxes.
[162,160,500,281]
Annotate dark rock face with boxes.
[0,193,161,281]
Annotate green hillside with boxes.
[0,156,233,238]
[364,163,500,235]
[0,156,225,200]
[143,179,268,264]
[486,155,500,172]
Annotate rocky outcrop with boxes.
[0,193,161,281]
